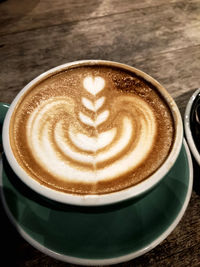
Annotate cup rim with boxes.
[2,60,183,206]
[184,88,200,165]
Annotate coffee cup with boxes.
[1,60,183,206]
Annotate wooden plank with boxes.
[0,1,200,103]
[1,44,200,104]
[130,45,200,98]
[0,0,199,35]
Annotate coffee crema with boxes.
[9,64,174,195]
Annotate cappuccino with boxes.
[9,64,174,195]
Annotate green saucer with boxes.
[0,140,193,265]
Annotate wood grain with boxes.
[1,0,200,103]
[1,0,200,266]
[1,0,198,35]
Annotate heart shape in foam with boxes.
[83,76,105,95]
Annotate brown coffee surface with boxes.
[9,64,174,194]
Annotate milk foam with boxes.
[82,96,105,111]
[26,75,157,183]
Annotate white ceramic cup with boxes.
[2,60,183,206]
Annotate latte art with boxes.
[10,65,174,194]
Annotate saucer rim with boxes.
[184,88,200,165]
[0,139,193,266]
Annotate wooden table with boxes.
[1,0,200,266]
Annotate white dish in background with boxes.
[184,88,200,164]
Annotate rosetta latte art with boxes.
[26,75,157,184]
